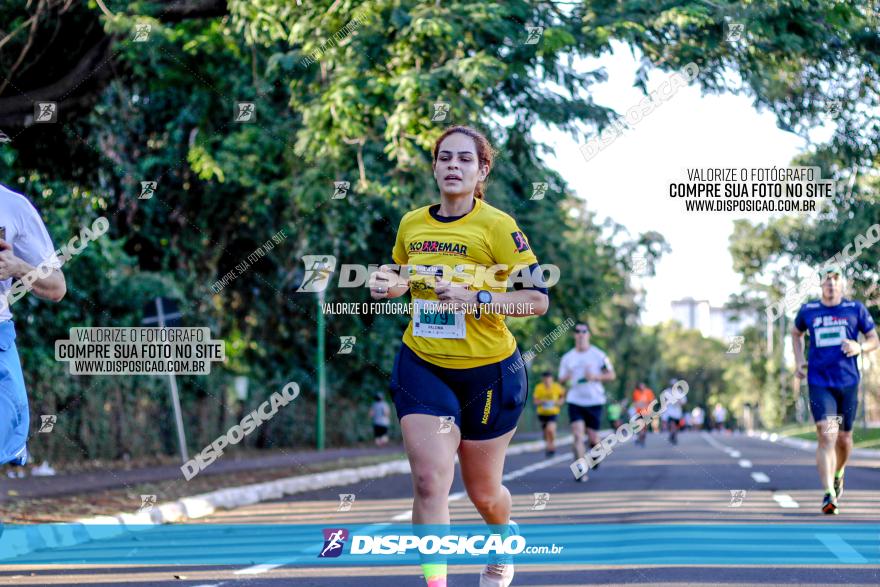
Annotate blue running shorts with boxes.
[808,384,859,432]
[0,321,28,465]
[389,343,528,440]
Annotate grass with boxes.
[788,426,880,448]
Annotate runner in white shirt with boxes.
[558,322,615,481]
[0,183,67,467]
[691,406,705,431]
[662,379,684,445]
[713,404,727,432]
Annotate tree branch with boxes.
[0,36,113,126]
[150,0,228,22]
[0,1,230,127]
[0,0,46,96]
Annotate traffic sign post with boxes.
[143,297,189,463]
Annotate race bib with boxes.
[815,325,845,348]
[542,401,556,411]
[412,298,466,339]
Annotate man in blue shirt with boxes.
[792,265,878,515]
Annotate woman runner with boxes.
[370,125,549,587]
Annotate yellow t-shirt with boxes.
[533,382,564,415]
[391,198,539,368]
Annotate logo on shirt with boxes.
[511,231,530,252]
[815,315,849,329]
[408,241,468,256]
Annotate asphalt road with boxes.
[3,430,879,586]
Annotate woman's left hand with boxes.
[434,279,476,312]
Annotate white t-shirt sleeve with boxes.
[601,352,614,372]
[14,199,61,270]
[557,354,569,381]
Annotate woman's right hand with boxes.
[370,264,403,300]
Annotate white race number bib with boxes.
[815,325,845,348]
[412,298,466,339]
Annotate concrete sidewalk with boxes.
[1,444,405,501]
[1,430,546,501]
[0,431,554,561]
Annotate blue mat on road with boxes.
[1,523,878,566]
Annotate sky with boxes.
[534,43,829,325]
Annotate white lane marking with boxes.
[701,432,729,452]
[502,454,570,482]
[738,459,752,468]
[772,494,799,508]
[235,563,283,575]
[815,534,868,563]
[703,433,746,460]
[751,472,770,483]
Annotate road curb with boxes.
[748,430,880,457]
[0,436,556,562]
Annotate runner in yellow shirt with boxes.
[533,371,564,457]
[370,126,550,587]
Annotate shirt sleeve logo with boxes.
[511,231,530,252]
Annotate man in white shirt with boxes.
[691,405,705,430]
[662,379,684,445]
[0,183,67,466]
[558,322,615,481]
[713,404,727,432]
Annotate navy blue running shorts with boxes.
[567,403,604,430]
[808,384,858,432]
[389,343,528,440]
[538,414,558,428]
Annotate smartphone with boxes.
[0,226,5,241]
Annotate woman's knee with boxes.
[412,467,452,500]
[467,484,506,512]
